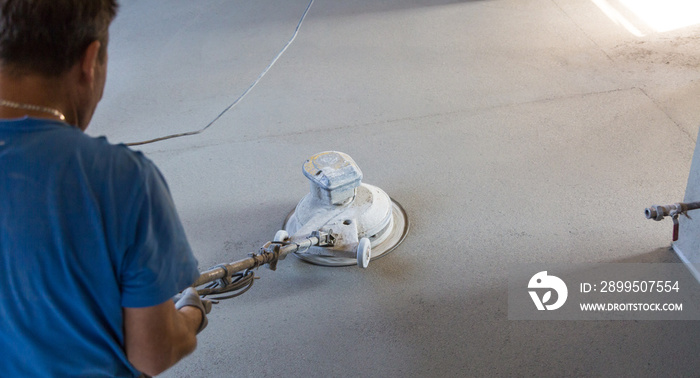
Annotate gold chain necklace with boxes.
[0,99,66,121]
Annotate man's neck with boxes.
[0,68,76,125]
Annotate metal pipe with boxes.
[644,201,700,221]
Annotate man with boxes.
[0,1,209,376]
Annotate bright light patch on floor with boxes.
[591,0,644,36]
[592,0,700,36]
[618,0,700,32]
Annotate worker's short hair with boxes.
[0,0,118,77]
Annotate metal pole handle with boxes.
[191,231,334,288]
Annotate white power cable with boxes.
[127,0,315,146]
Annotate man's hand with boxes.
[175,288,212,333]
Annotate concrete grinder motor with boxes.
[191,151,409,298]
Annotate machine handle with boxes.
[192,234,324,288]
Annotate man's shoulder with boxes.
[1,117,151,166]
[34,123,166,197]
[61,127,159,180]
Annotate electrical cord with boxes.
[126,0,316,147]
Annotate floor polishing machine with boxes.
[191,151,409,299]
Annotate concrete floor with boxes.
[90,0,700,376]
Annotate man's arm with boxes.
[123,299,202,376]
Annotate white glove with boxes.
[175,287,212,333]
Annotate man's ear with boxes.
[80,40,102,85]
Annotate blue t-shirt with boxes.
[0,118,200,377]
